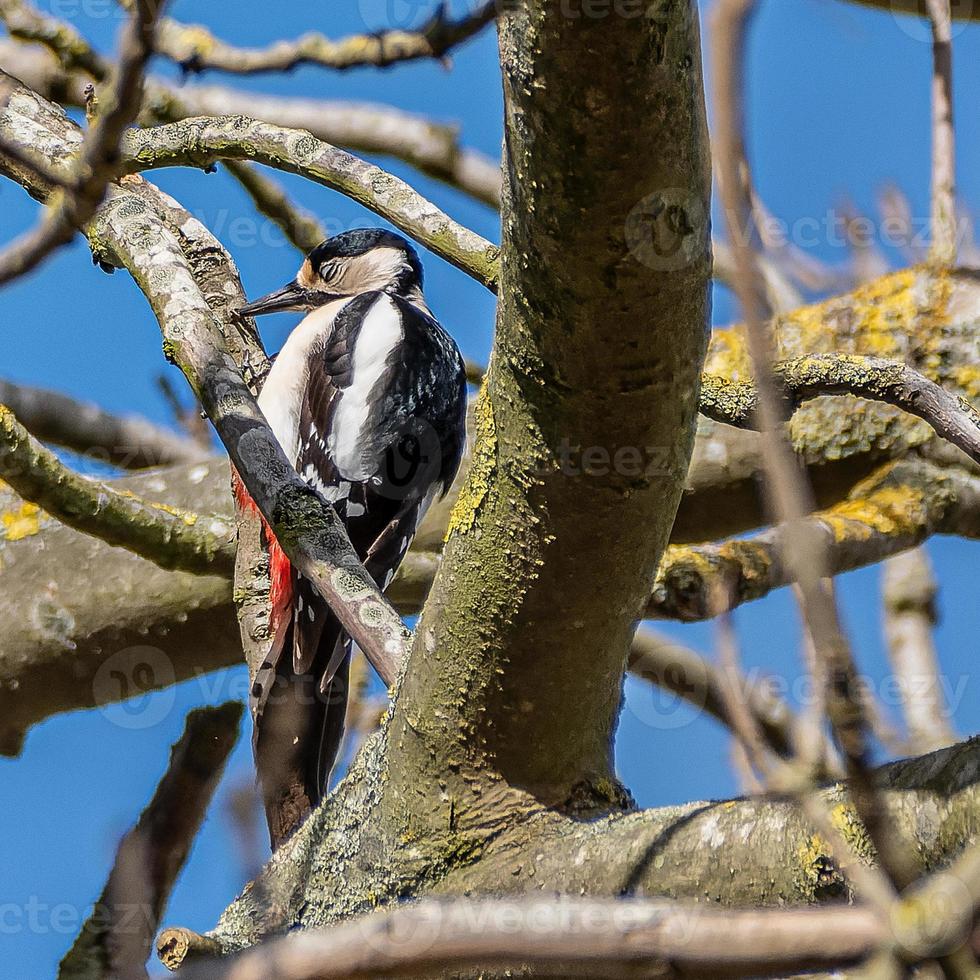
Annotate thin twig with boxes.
[0,378,208,468]
[710,0,923,901]
[0,0,164,284]
[152,2,499,75]
[58,702,241,980]
[925,0,957,266]
[0,404,235,574]
[155,375,214,452]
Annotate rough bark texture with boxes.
[207,736,980,955]
[203,0,715,949]
[3,8,980,972]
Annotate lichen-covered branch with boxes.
[701,353,980,467]
[93,190,408,684]
[151,2,498,75]
[0,38,503,208]
[58,702,241,980]
[0,378,208,469]
[650,458,959,622]
[204,736,980,952]
[0,404,235,574]
[119,115,500,289]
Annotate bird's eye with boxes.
[320,261,339,281]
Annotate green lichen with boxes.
[446,380,497,540]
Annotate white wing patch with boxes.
[328,295,404,480]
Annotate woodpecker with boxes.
[236,229,467,846]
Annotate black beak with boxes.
[238,280,309,317]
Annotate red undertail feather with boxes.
[232,468,293,635]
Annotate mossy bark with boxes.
[212,0,718,945]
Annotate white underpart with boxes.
[329,294,404,480]
[257,298,349,464]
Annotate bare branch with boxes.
[627,628,842,772]
[152,2,498,75]
[0,0,163,284]
[710,0,922,895]
[700,354,980,468]
[222,161,325,254]
[882,547,957,754]
[171,897,885,979]
[120,115,500,290]
[0,404,235,575]
[0,38,503,208]
[59,702,241,980]
[925,0,957,266]
[0,378,208,469]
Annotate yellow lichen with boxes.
[2,502,42,541]
[446,381,497,540]
[150,500,199,525]
[950,363,980,401]
[821,483,928,544]
[176,24,217,57]
[706,268,937,380]
[829,801,877,864]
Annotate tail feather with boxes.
[252,610,350,847]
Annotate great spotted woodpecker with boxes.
[236,229,467,846]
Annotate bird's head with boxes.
[238,229,424,317]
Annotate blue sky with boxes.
[2,1,980,975]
